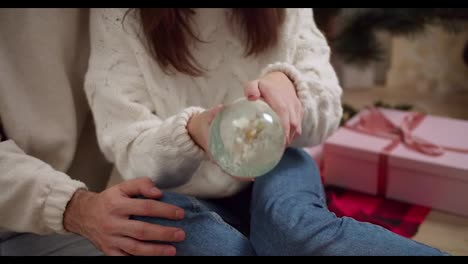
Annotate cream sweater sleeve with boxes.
[0,138,86,234]
[261,8,343,147]
[85,9,205,186]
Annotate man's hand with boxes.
[63,177,185,256]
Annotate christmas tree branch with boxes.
[319,8,468,67]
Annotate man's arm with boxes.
[0,126,86,234]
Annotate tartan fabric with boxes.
[325,185,431,238]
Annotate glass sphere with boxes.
[209,98,285,178]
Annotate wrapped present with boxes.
[323,107,468,216]
[303,144,324,165]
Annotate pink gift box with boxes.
[303,144,324,165]
[322,107,468,217]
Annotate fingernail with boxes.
[175,210,184,219]
[174,230,185,241]
[163,247,176,256]
[150,187,162,195]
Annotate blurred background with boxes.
[311,8,468,255]
[313,8,468,120]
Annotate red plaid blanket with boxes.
[325,185,431,238]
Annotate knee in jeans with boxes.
[134,192,196,212]
[282,148,319,175]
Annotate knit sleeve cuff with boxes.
[172,106,206,160]
[260,62,310,102]
[43,173,87,234]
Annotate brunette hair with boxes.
[136,8,285,76]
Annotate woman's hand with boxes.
[187,105,223,152]
[63,177,185,256]
[244,71,304,146]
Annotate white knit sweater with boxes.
[85,8,343,198]
[0,8,112,235]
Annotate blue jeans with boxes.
[132,148,448,256]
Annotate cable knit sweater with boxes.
[0,8,111,235]
[85,8,343,198]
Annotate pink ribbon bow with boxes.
[346,107,444,156]
[343,107,468,197]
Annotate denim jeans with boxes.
[132,148,448,256]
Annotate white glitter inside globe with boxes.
[209,98,285,178]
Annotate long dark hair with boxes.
[137,8,286,76]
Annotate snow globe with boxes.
[208,98,285,178]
